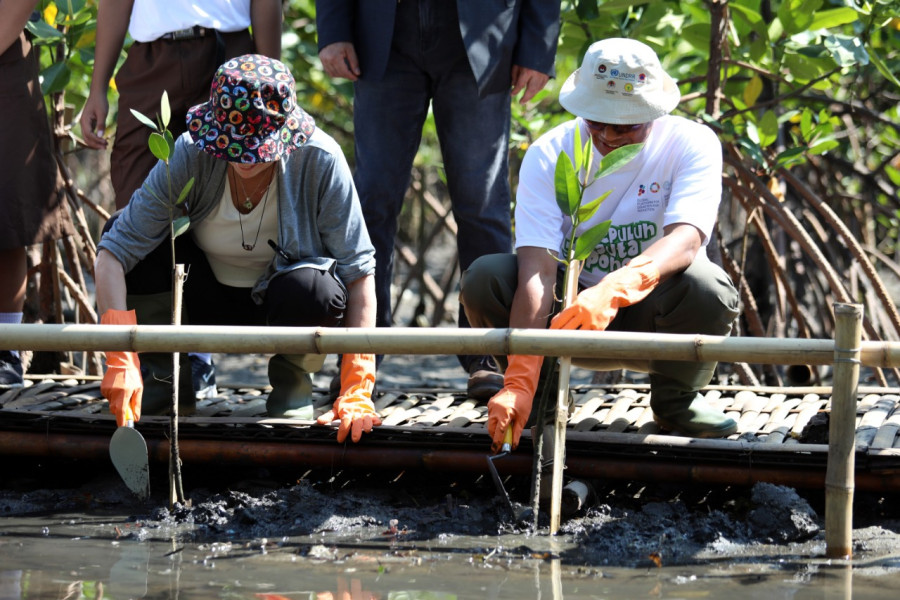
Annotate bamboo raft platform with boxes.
[3,376,900,492]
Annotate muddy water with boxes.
[3,463,900,599]
[1,512,895,599]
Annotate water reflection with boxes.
[0,516,896,599]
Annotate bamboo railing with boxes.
[0,306,882,556]
[2,324,897,368]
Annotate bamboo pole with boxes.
[169,265,187,507]
[3,324,900,367]
[825,303,862,559]
[549,261,581,534]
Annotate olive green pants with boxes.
[459,253,740,406]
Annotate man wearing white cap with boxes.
[461,38,741,455]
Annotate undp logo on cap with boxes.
[610,68,620,77]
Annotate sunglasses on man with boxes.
[584,119,646,134]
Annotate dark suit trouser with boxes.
[352,0,513,372]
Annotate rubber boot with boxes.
[126,292,196,416]
[649,359,737,438]
[267,353,326,419]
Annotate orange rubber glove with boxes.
[100,309,143,427]
[486,354,544,453]
[317,353,381,443]
[550,256,660,332]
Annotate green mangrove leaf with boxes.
[596,144,643,180]
[172,216,191,239]
[774,147,807,169]
[25,19,64,42]
[573,124,584,176]
[809,139,839,155]
[744,75,763,107]
[869,45,900,90]
[681,23,710,53]
[824,34,869,67]
[808,6,859,30]
[800,109,814,141]
[39,62,70,96]
[778,0,821,34]
[576,191,612,223]
[130,109,159,132]
[176,177,195,205]
[56,0,87,16]
[736,136,768,168]
[758,110,779,148]
[573,221,612,262]
[783,52,829,82]
[148,132,170,161]
[165,129,175,159]
[555,151,581,217]
[160,91,171,128]
[576,0,600,23]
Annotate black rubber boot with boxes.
[267,353,326,418]
[127,292,196,416]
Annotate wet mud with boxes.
[4,458,900,568]
[4,353,900,596]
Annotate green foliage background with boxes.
[24,0,900,383]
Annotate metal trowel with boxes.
[486,428,518,520]
[109,405,150,500]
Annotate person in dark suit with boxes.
[315,0,561,400]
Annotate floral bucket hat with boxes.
[186,54,315,163]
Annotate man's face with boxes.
[584,119,652,156]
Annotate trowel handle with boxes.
[122,404,134,428]
[500,427,512,453]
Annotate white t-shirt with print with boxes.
[514,114,723,287]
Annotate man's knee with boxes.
[665,260,739,335]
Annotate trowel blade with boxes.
[110,426,150,501]
[486,451,517,520]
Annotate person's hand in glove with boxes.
[317,353,381,443]
[550,256,660,332]
[487,354,543,453]
[100,309,143,427]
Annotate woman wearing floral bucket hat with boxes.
[94,54,381,444]
[461,38,741,462]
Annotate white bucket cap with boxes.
[558,38,680,124]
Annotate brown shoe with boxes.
[467,368,504,401]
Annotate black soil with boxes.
[5,457,900,567]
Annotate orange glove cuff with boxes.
[101,308,138,326]
[504,353,544,399]
[100,309,143,426]
[612,255,660,308]
[339,353,376,397]
[317,353,381,443]
[550,256,660,331]
[486,354,544,452]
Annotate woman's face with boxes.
[231,160,277,179]
[584,119,652,155]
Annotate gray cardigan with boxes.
[97,128,375,304]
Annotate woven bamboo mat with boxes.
[2,378,900,449]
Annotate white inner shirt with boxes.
[192,177,278,288]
